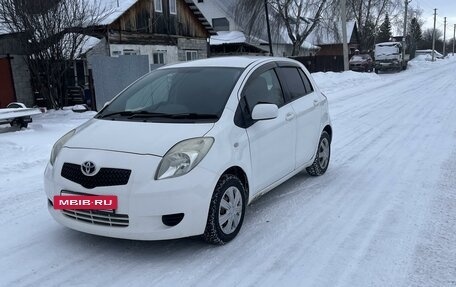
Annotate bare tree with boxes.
[235,0,333,56]
[346,0,403,50]
[0,0,110,109]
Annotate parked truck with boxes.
[374,42,409,73]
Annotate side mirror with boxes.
[251,103,278,121]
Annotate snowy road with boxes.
[1,59,455,286]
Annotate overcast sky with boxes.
[416,0,456,34]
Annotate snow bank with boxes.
[312,70,381,94]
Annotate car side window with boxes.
[243,69,284,113]
[298,69,314,94]
[278,67,307,101]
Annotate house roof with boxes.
[306,21,357,46]
[91,0,138,25]
[183,0,216,35]
[92,0,216,35]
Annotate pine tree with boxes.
[409,17,422,58]
[377,14,392,43]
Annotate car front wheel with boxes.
[203,174,246,245]
[306,131,331,176]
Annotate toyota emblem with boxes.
[81,161,97,176]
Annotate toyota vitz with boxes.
[44,57,332,244]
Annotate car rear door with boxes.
[276,65,322,167]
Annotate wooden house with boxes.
[85,0,216,68]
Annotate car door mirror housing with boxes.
[251,103,279,121]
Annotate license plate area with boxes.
[54,190,117,212]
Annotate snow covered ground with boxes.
[1,57,455,286]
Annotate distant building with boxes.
[195,0,318,57]
[306,21,360,56]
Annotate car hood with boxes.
[65,118,215,156]
[350,60,367,64]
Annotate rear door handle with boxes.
[286,113,295,121]
[313,99,319,107]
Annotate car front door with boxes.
[239,66,296,194]
[276,66,322,167]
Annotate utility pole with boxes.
[341,0,349,71]
[432,9,437,61]
[403,0,412,61]
[443,17,447,57]
[264,0,273,56]
[453,24,455,56]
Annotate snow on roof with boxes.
[87,0,138,25]
[210,31,246,45]
[78,36,102,56]
[416,49,443,57]
[277,29,320,50]
[306,21,356,46]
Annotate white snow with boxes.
[1,58,456,286]
[210,31,247,45]
[78,36,102,56]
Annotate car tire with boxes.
[306,131,331,176]
[10,118,28,129]
[203,174,246,245]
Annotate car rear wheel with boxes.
[306,131,331,176]
[203,174,246,245]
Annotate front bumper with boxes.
[375,62,400,70]
[44,148,219,240]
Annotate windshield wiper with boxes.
[97,111,167,119]
[167,113,219,119]
[129,112,219,119]
[98,111,219,120]
[97,111,136,118]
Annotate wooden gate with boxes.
[0,57,16,108]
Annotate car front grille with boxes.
[62,209,129,227]
[61,163,131,189]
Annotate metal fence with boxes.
[291,55,354,73]
[89,55,149,110]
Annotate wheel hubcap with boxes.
[318,138,330,169]
[218,186,243,234]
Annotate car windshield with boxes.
[97,67,243,122]
[350,55,369,62]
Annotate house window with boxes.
[123,49,140,56]
[169,0,176,14]
[185,50,198,61]
[112,51,122,57]
[154,0,162,12]
[153,51,166,64]
[212,17,229,32]
[198,0,203,2]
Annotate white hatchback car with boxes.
[44,57,332,244]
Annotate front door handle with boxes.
[285,113,295,121]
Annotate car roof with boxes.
[160,56,298,69]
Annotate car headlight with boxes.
[50,129,75,166]
[155,137,214,180]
